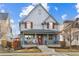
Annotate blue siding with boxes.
[20,35,25,47]
[47,35,59,44]
[20,34,60,46]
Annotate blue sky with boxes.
[0,3,78,37]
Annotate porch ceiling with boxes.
[21,29,60,34]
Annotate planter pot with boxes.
[1,40,7,48]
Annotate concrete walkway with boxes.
[37,45,55,52]
[37,45,67,56]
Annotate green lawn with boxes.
[14,49,41,53]
[48,47,79,52]
[67,54,79,56]
[55,49,79,52]
[14,48,41,53]
[0,47,41,53]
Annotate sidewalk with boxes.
[0,45,68,56]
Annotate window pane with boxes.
[49,35,52,40]
[27,22,31,29]
[49,22,54,29]
[21,23,25,29]
[25,22,33,29]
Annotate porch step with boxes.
[22,45,37,48]
[47,44,61,47]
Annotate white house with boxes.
[62,18,79,47]
[19,4,60,47]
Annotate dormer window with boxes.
[50,22,53,29]
[47,22,54,29]
[25,21,33,29]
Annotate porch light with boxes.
[41,22,47,25]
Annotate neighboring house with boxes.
[0,13,10,46]
[62,18,79,47]
[19,4,60,47]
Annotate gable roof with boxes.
[20,4,59,25]
[64,20,74,23]
[0,13,8,20]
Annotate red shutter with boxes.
[31,22,33,28]
[47,22,49,29]
[52,23,54,29]
[25,22,27,28]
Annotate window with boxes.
[75,22,79,28]
[54,23,57,29]
[48,22,55,29]
[49,22,53,29]
[21,22,25,29]
[25,22,33,29]
[25,22,27,28]
[47,22,49,29]
[76,23,78,26]
[24,35,33,44]
[49,35,53,40]
[27,22,31,29]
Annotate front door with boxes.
[37,35,43,45]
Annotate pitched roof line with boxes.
[20,4,59,24]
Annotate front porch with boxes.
[20,34,60,47]
[20,29,60,47]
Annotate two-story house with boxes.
[19,4,60,47]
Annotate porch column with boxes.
[55,34,59,44]
[46,34,49,45]
[35,34,37,39]
[35,33,37,45]
[20,34,25,47]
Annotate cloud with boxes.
[75,2,79,13]
[75,14,79,19]
[18,19,21,22]
[41,3,49,11]
[75,3,79,18]
[12,23,20,37]
[0,4,5,13]
[19,3,49,18]
[61,14,67,20]
[19,5,34,17]
[11,23,20,37]
[54,6,58,11]
[10,19,20,37]
[75,3,79,9]
[32,3,38,6]
[0,9,5,12]
[10,19,14,24]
